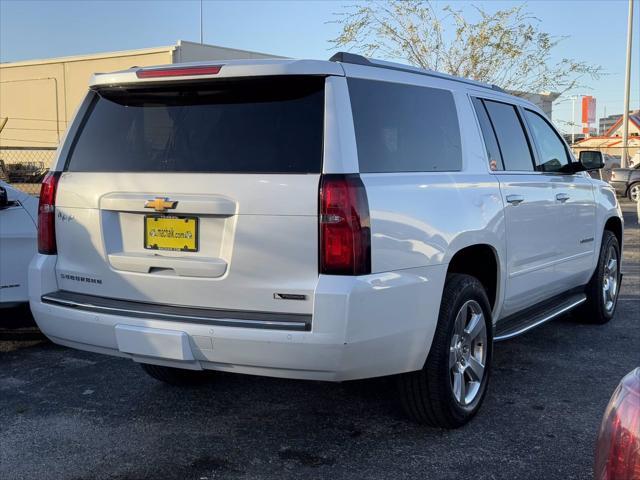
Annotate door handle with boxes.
[506,194,525,205]
[556,193,570,203]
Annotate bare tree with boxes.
[330,1,601,95]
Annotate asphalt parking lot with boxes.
[1,202,638,480]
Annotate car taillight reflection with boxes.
[595,368,640,480]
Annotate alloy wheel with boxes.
[602,244,619,314]
[449,300,487,406]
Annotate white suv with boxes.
[29,53,624,428]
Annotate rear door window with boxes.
[348,79,462,173]
[483,100,534,172]
[66,76,325,173]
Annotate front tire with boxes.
[140,363,215,386]
[397,274,493,428]
[578,230,621,324]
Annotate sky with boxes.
[1,0,638,135]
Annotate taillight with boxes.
[319,174,371,275]
[136,65,222,78]
[594,368,640,480]
[38,171,61,255]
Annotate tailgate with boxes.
[53,76,325,315]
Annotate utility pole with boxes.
[621,0,634,168]
[200,0,204,44]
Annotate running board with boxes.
[494,293,587,342]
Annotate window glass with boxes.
[524,109,570,172]
[471,97,504,171]
[483,100,534,171]
[66,76,325,173]
[348,79,462,172]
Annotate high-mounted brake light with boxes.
[136,65,222,78]
[38,171,61,255]
[319,174,371,276]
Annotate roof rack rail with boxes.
[328,52,373,66]
[329,51,504,92]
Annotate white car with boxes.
[29,54,624,427]
[0,181,38,308]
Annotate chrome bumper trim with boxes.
[41,291,311,331]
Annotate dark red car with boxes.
[594,368,640,479]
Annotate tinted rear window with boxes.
[348,78,462,173]
[66,76,325,173]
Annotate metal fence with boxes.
[0,146,56,196]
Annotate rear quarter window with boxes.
[65,76,325,174]
[348,78,462,173]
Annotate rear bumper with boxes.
[41,290,312,331]
[29,254,447,381]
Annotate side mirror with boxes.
[578,150,605,171]
[0,186,8,209]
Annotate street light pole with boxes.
[621,0,634,168]
[200,0,204,44]
[572,95,576,145]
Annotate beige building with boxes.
[508,91,561,120]
[0,40,279,164]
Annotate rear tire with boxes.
[628,183,640,202]
[140,363,214,386]
[577,230,621,324]
[396,274,493,428]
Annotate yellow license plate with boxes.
[144,216,198,252]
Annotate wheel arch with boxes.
[604,215,623,248]
[446,244,500,313]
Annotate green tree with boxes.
[330,1,601,94]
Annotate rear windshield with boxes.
[66,76,325,173]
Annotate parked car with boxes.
[0,181,38,308]
[29,53,623,428]
[590,154,621,182]
[594,368,640,479]
[610,162,640,201]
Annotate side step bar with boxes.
[494,293,587,342]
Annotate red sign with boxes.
[582,96,596,124]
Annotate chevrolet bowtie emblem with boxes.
[144,197,178,212]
